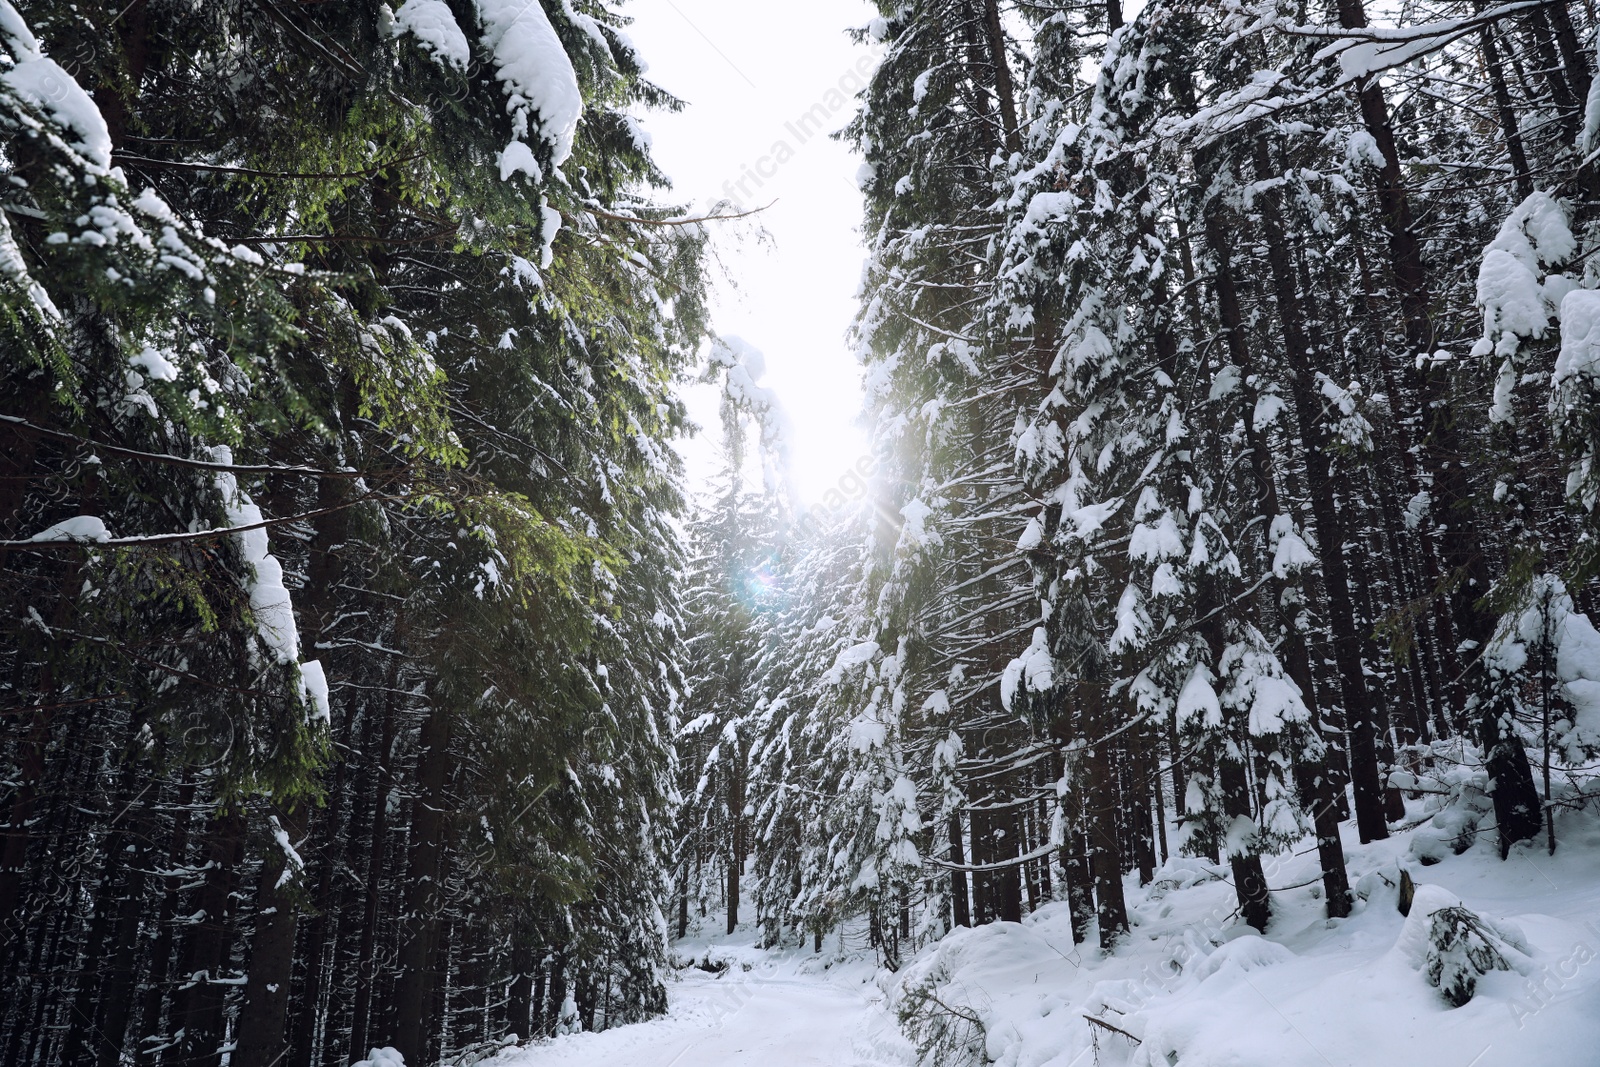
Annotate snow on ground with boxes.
[489,922,913,1067]
[498,801,1600,1067]
[891,800,1600,1067]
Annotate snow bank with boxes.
[888,804,1600,1067]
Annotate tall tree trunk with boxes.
[532,962,550,1037]
[348,676,401,1060]
[676,871,690,939]
[1220,762,1271,932]
[995,804,1022,924]
[947,813,971,928]
[60,758,149,1067]
[1332,0,1542,852]
[0,707,49,974]
[1478,20,1533,200]
[545,953,567,1035]
[137,777,196,1060]
[979,0,1021,155]
[1127,722,1156,886]
[1055,752,1094,946]
[1082,681,1129,950]
[1252,137,1389,844]
[96,790,156,1067]
[234,804,309,1067]
[506,930,535,1041]
[172,811,247,1067]
[279,470,353,1067]
[392,701,456,1066]
[1519,9,1583,139]
[725,766,742,934]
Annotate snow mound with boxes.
[885,808,1600,1067]
[1392,882,1467,967]
[1191,933,1295,981]
[350,1049,405,1067]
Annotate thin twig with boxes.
[1084,1014,1141,1044]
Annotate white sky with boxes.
[624,0,878,506]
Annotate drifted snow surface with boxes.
[891,799,1600,1067]
[488,925,913,1067]
[494,801,1600,1067]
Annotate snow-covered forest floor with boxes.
[486,923,914,1067]
[503,802,1600,1067]
[887,804,1600,1067]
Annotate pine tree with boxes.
[0,0,718,1061]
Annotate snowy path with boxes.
[487,935,913,1067]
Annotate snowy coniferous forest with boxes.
[7,0,1600,1065]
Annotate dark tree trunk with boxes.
[1221,754,1271,932]
[60,758,147,1067]
[676,874,689,939]
[392,702,456,1066]
[725,847,740,933]
[968,805,991,924]
[1482,694,1544,856]
[1478,21,1533,200]
[1128,723,1156,886]
[995,805,1022,924]
[234,805,309,1067]
[0,708,50,974]
[506,933,534,1041]
[1059,758,1094,946]
[545,954,567,1035]
[1332,2,1540,849]
[1252,137,1388,844]
[948,813,971,928]
[97,797,155,1067]
[1519,9,1583,139]
[1082,682,1129,949]
[979,0,1021,155]
[348,681,400,1060]
[725,762,743,934]
[532,963,549,1037]
[137,777,197,1060]
[172,812,247,1067]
